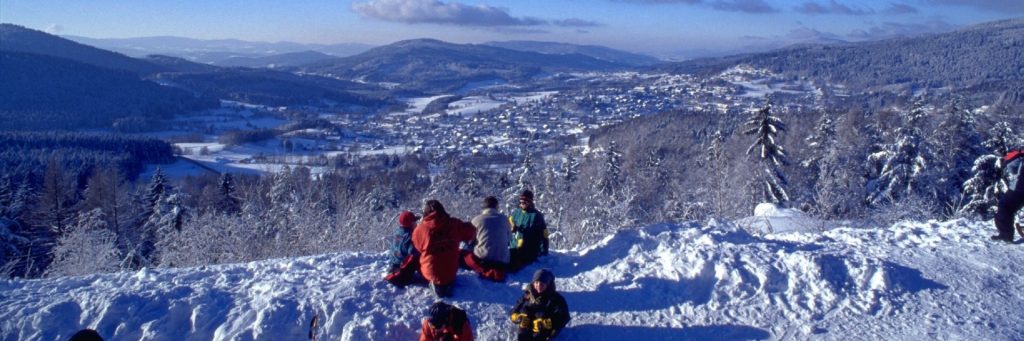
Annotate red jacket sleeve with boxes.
[1005,150,1023,162]
[420,319,433,341]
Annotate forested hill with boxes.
[657,18,1024,97]
[0,51,218,131]
[298,38,629,92]
[0,24,165,75]
[483,40,662,66]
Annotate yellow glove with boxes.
[532,318,553,333]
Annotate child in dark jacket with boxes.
[385,210,420,286]
[510,269,570,341]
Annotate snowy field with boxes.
[3,218,1023,340]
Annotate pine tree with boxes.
[867,128,927,205]
[961,122,1021,217]
[929,98,983,210]
[703,130,730,217]
[744,99,789,204]
[596,140,623,196]
[146,167,168,213]
[216,173,241,215]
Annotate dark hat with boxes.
[69,329,104,341]
[398,210,419,229]
[519,190,534,202]
[427,301,451,327]
[532,268,554,284]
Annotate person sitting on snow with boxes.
[421,301,474,341]
[463,196,512,281]
[509,190,549,271]
[385,210,421,287]
[510,269,570,341]
[993,149,1024,242]
[413,200,477,297]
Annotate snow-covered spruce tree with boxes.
[867,101,930,207]
[596,140,623,197]
[215,173,241,215]
[812,110,873,219]
[45,208,120,277]
[928,98,983,214]
[145,167,168,214]
[867,129,927,206]
[960,122,1021,218]
[744,99,789,204]
[702,130,730,218]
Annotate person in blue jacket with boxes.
[385,210,420,286]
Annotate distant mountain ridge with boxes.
[658,18,1024,96]
[215,50,337,68]
[484,40,662,66]
[0,24,165,75]
[64,35,374,64]
[299,38,630,92]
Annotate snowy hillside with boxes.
[3,219,1024,340]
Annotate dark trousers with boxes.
[995,190,1024,239]
[509,247,539,272]
[385,254,420,287]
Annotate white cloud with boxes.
[352,0,545,26]
[45,24,64,35]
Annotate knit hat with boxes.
[532,268,554,284]
[519,190,534,203]
[398,210,419,229]
[427,301,451,328]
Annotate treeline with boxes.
[0,132,175,183]
[0,51,218,131]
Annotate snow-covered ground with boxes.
[3,218,1023,340]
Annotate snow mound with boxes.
[2,219,1023,340]
[738,203,823,234]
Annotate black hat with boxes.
[69,329,104,341]
[428,301,451,327]
[532,268,554,284]
[519,190,534,202]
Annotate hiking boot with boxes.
[991,235,1014,243]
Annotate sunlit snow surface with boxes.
[2,219,1022,340]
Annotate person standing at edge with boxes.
[413,200,477,297]
[993,149,1024,242]
[509,190,549,271]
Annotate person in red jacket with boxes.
[420,301,474,341]
[413,200,477,297]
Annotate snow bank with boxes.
[738,203,823,234]
[2,219,1023,340]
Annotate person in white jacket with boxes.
[464,196,512,281]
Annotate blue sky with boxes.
[2,0,1021,56]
